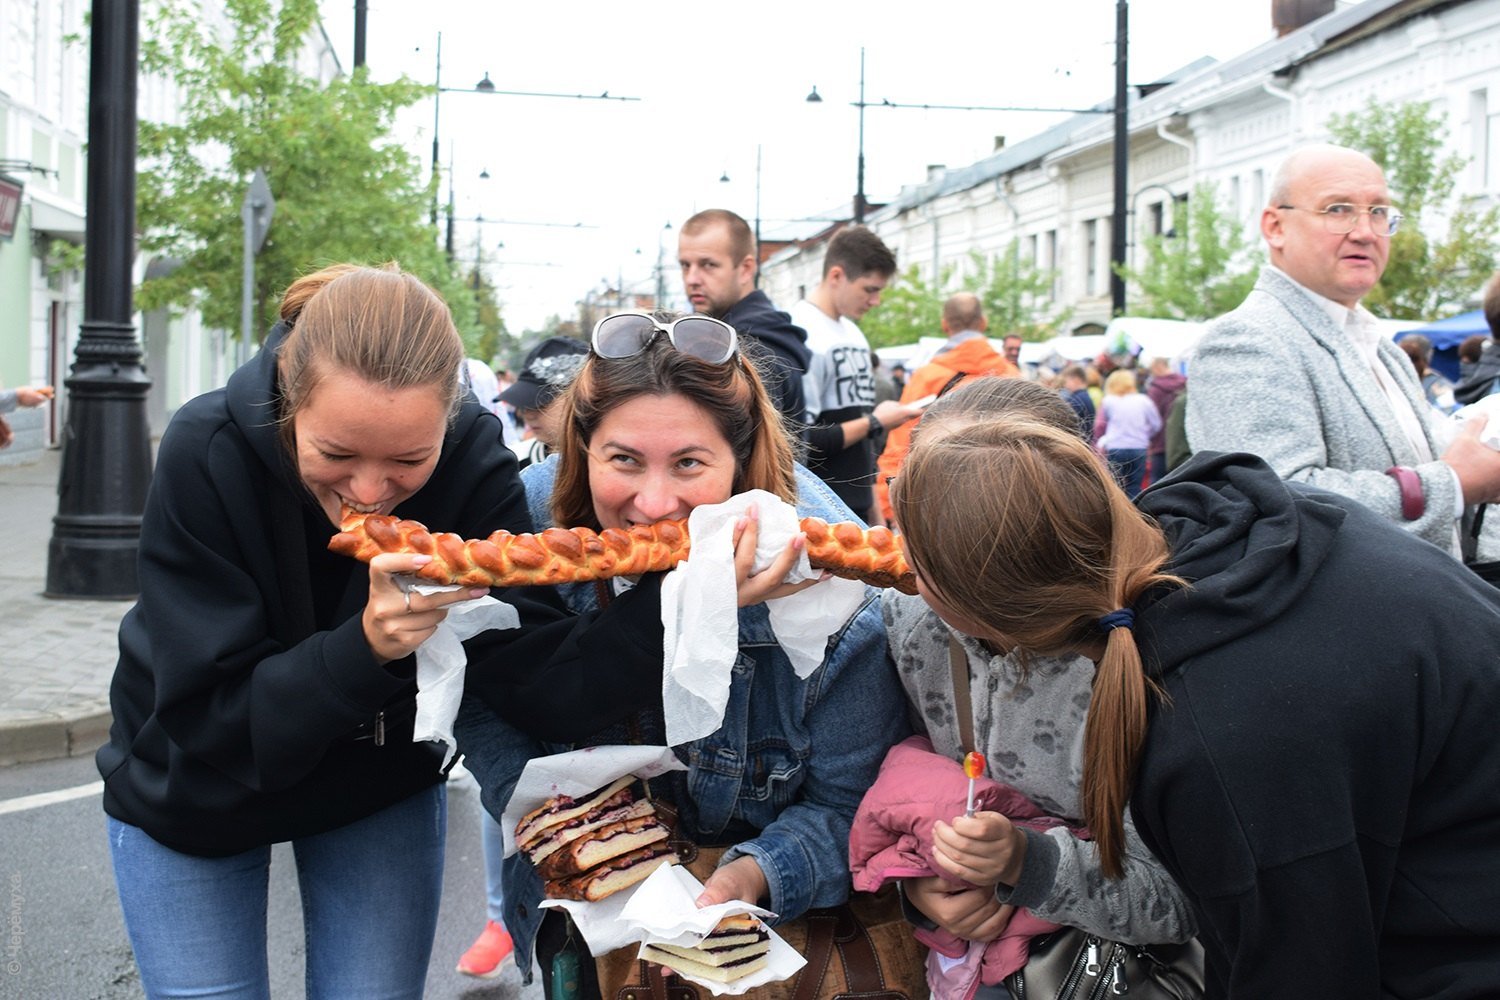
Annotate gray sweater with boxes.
[882,591,1196,945]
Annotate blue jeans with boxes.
[108,783,445,1000]
[1107,448,1149,498]
[482,809,506,923]
[1148,451,1167,489]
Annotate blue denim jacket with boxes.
[455,460,909,983]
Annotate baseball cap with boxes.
[499,336,589,411]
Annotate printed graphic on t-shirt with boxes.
[824,345,875,410]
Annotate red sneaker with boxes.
[457,920,514,979]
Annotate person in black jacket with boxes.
[891,386,1500,999]
[1452,270,1500,405]
[677,208,812,427]
[98,263,667,1000]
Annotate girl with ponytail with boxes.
[868,378,1194,982]
[889,377,1500,998]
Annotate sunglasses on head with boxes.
[590,312,738,365]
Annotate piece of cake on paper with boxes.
[641,914,771,984]
[517,776,679,902]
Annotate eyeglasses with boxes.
[1276,203,1403,237]
[590,312,738,365]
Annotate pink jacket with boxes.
[849,736,1088,1000]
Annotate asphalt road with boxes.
[0,753,544,1000]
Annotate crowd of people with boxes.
[91,141,1500,1000]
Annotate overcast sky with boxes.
[316,0,1283,333]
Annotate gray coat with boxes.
[1186,268,1458,551]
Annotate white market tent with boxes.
[1103,317,1206,368]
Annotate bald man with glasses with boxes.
[1186,143,1500,556]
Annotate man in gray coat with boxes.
[1187,143,1500,554]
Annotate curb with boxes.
[0,708,113,767]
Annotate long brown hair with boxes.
[892,414,1182,878]
[275,262,465,449]
[549,316,796,530]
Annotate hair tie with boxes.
[1097,608,1135,632]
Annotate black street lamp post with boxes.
[47,0,153,599]
[1110,0,1130,316]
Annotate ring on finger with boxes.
[404,590,412,613]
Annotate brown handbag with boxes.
[595,838,930,1000]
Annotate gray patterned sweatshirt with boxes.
[881,591,1196,945]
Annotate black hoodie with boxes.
[1130,452,1500,998]
[721,289,812,428]
[98,325,665,856]
[1453,337,1500,405]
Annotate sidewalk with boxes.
[0,447,131,766]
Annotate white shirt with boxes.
[790,300,876,421]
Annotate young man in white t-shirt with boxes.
[789,226,921,524]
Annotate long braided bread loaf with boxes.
[329,510,917,593]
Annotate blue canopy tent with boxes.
[1396,309,1487,382]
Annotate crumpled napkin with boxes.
[659,491,867,747]
[395,577,520,768]
[1445,395,1500,451]
[621,863,804,995]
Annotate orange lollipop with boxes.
[963,751,986,816]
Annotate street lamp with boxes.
[445,147,487,259]
[719,146,765,286]
[805,47,867,222]
[47,0,152,598]
[427,32,640,228]
[655,220,672,310]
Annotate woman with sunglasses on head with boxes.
[99,266,680,1000]
[889,392,1500,998]
[455,310,910,999]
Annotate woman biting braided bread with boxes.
[455,311,910,1000]
[97,265,676,999]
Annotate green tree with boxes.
[1327,97,1500,319]
[966,246,1069,339]
[461,242,516,364]
[861,248,1067,348]
[1115,183,1260,320]
[135,0,476,349]
[859,263,950,350]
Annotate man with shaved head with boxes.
[872,291,1018,523]
[1187,143,1500,554]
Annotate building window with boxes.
[1085,219,1099,296]
[1045,229,1058,301]
[1149,201,1165,237]
[1471,89,1500,191]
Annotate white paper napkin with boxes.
[539,887,649,956]
[395,577,520,768]
[622,864,805,995]
[659,491,867,747]
[1448,395,1500,451]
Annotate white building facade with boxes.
[0,0,340,465]
[761,0,1500,337]
[0,0,87,462]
